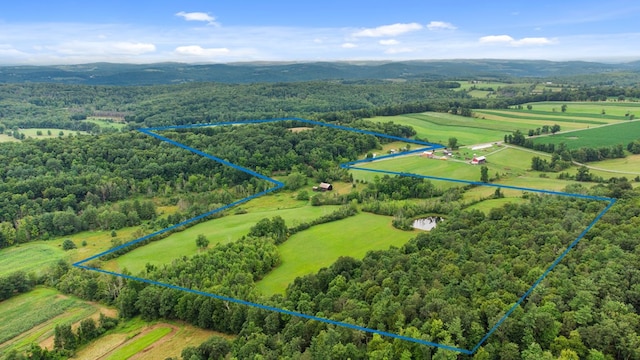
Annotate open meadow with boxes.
[584,154,640,174]
[256,212,416,295]
[369,112,507,146]
[109,203,342,274]
[0,225,144,278]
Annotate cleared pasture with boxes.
[464,197,527,214]
[584,154,640,173]
[0,243,66,277]
[85,117,127,130]
[257,212,416,295]
[0,225,145,278]
[0,134,20,143]
[111,204,341,274]
[368,112,507,146]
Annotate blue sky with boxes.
[1,0,639,64]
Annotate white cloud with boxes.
[352,23,422,37]
[479,35,515,44]
[55,41,156,55]
[174,45,230,56]
[0,45,26,57]
[112,42,157,54]
[341,42,357,48]
[514,37,554,46]
[479,35,555,46]
[176,11,218,26]
[379,39,399,46]
[427,21,457,31]
[385,47,414,54]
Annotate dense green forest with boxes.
[2,79,640,134]
[1,60,640,85]
[1,74,640,359]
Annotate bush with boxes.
[62,239,76,251]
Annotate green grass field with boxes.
[85,117,127,130]
[455,81,531,91]
[464,198,527,214]
[0,134,20,143]
[111,204,341,274]
[257,212,416,295]
[585,154,640,174]
[0,128,88,142]
[351,155,482,186]
[0,225,144,278]
[532,120,640,149]
[0,288,94,352]
[369,112,508,146]
[0,244,66,277]
[351,146,536,185]
[519,101,640,117]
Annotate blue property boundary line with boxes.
[73,117,616,355]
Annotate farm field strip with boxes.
[474,110,614,125]
[369,114,506,145]
[532,119,640,149]
[0,288,95,353]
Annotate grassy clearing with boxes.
[111,205,341,274]
[0,225,144,278]
[585,154,640,173]
[0,288,94,353]
[0,134,20,143]
[464,198,527,214]
[85,117,126,130]
[351,155,482,186]
[257,212,416,295]
[0,243,66,277]
[532,120,640,149]
[456,81,531,91]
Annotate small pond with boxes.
[412,216,443,231]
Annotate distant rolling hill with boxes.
[0,59,639,85]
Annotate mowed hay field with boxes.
[257,212,416,295]
[585,154,640,174]
[369,112,507,146]
[110,204,342,274]
[0,244,66,277]
[0,225,144,278]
